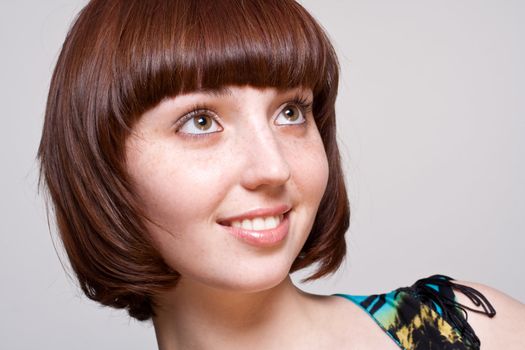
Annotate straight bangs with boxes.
[107,0,338,123]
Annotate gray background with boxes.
[1,0,523,348]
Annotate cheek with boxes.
[126,142,229,234]
[286,134,330,206]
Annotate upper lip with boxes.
[217,204,292,226]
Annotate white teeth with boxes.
[264,216,276,228]
[252,218,265,230]
[231,221,242,228]
[230,215,282,231]
[241,219,253,230]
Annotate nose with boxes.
[238,125,291,191]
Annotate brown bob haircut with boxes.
[38,0,349,321]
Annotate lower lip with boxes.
[221,215,290,247]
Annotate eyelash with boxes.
[174,95,313,139]
[288,96,313,118]
[173,106,220,139]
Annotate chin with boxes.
[192,259,294,294]
[239,269,290,293]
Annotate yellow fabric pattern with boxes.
[395,302,463,349]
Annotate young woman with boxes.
[38,0,525,349]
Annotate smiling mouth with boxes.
[218,211,290,247]
[217,204,291,230]
[221,214,285,231]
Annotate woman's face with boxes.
[125,85,329,292]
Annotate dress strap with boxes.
[410,274,496,348]
[335,274,497,350]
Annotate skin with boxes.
[454,280,525,349]
[125,86,329,294]
[124,85,394,349]
[124,85,525,349]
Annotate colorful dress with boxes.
[335,275,496,350]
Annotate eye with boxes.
[177,110,223,135]
[274,102,309,126]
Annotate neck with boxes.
[152,276,317,350]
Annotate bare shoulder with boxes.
[453,279,525,349]
[307,294,400,349]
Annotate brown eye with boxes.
[194,115,213,130]
[283,106,300,121]
[177,110,222,135]
[275,104,305,125]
